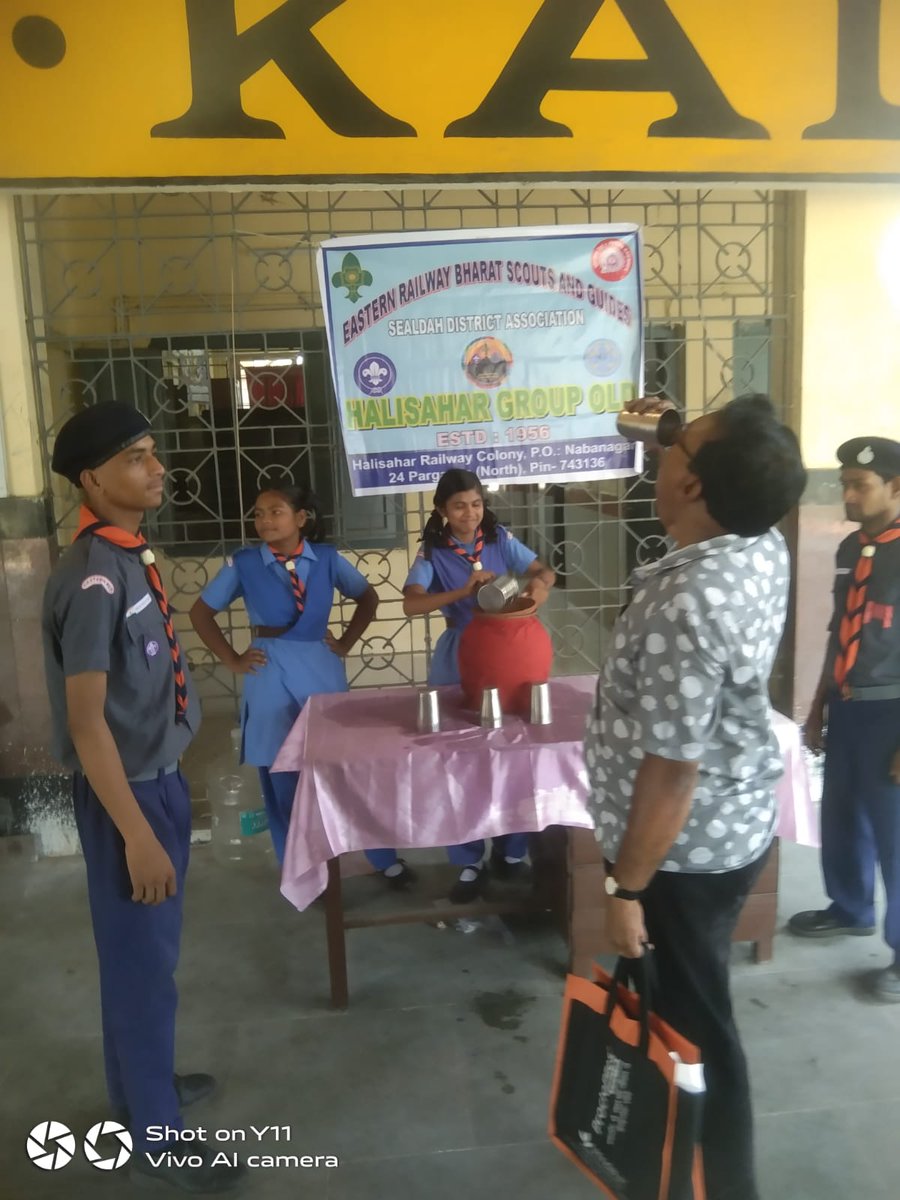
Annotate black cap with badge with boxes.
[836,437,900,482]
[51,403,152,485]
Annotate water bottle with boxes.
[207,728,273,865]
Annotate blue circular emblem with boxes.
[353,353,397,398]
[584,339,622,378]
[145,640,160,658]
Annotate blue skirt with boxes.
[240,638,348,766]
[428,628,462,687]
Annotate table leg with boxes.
[324,857,349,1010]
[753,936,774,964]
[566,828,610,977]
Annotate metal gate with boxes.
[16,187,798,714]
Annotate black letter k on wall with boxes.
[152,0,415,139]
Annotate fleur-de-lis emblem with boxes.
[332,252,373,303]
[362,360,389,387]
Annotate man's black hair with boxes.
[690,394,806,536]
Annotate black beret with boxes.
[51,403,152,485]
[837,436,900,480]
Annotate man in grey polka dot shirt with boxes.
[585,394,806,1200]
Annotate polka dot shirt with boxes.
[585,529,790,873]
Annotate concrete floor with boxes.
[2,837,899,1200]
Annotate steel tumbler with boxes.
[615,407,682,449]
[480,687,502,729]
[417,688,441,733]
[529,682,552,725]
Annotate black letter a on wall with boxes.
[446,0,768,140]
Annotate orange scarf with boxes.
[75,506,188,724]
[446,526,484,568]
[834,518,900,694]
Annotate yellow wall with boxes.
[0,195,42,497]
[3,1,900,184]
[802,187,900,469]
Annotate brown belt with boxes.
[252,624,291,639]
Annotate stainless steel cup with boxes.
[616,407,682,449]
[480,687,502,729]
[529,682,552,725]
[476,573,521,613]
[417,688,441,733]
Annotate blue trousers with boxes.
[258,768,300,866]
[365,833,529,871]
[822,696,900,952]
[74,768,191,1153]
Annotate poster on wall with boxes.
[317,225,643,496]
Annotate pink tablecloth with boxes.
[273,676,818,911]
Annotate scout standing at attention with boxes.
[190,484,378,865]
[790,437,900,1002]
[42,402,244,1192]
[396,468,556,902]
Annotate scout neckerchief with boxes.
[266,543,307,617]
[834,517,900,695]
[445,526,485,572]
[74,505,188,724]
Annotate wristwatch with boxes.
[604,875,643,901]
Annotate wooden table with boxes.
[273,679,805,1007]
[320,829,780,1008]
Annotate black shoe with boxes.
[113,1072,217,1126]
[130,1143,246,1193]
[871,962,900,1003]
[175,1073,217,1108]
[449,865,487,904]
[489,847,532,883]
[381,859,417,890]
[788,909,876,938]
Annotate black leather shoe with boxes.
[381,859,417,890]
[489,848,531,883]
[130,1143,246,1193]
[788,909,875,938]
[449,866,487,904]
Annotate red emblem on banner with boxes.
[591,238,633,282]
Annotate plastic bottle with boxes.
[207,728,273,865]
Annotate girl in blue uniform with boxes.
[190,485,378,865]
[400,468,556,902]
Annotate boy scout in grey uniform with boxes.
[790,436,900,1003]
[42,402,244,1192]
